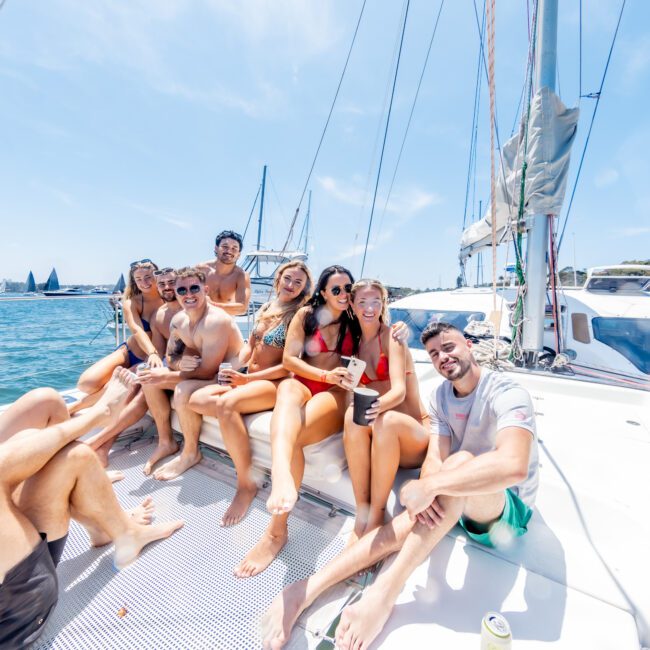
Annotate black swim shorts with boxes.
[0,533,62,649]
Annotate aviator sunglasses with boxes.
[153,267,174,276]
[130,258,153,268]
[330,284,352,296]
[176,284,202,296]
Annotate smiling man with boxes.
[196,230,251,316]
[261,320,538,650]
[150,266,243,481]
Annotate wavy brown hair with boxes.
[124,261,159,299]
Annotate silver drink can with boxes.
[480,612,512,650]
[217,362,232,385]
[136,362,150,375]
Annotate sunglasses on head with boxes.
[330,284,352,296]
[153,267,174,277]
[130,258,153,268]
[176,284,202,296]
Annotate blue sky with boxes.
[0,1,648,289]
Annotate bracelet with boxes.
[148,351,159,358]
[320,371,328,383]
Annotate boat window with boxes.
[586,277,650,293]
[592,317,650,374]
[388,308,486,350]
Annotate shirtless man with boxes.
[261,321,538,650]
[0,369,183,648]
[197,230,251,316]
[152,266,244,481]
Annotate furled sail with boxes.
[44,268,60,291]
[113,273,126,293]
[459,87,579,261]
[25,270,37,293]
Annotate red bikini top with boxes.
[312,328,354,356]
[359,334,390,385]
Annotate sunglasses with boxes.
[153,267,174,276]
[176,284,202,296]
[130,258,153,268]
[330,284,352,296]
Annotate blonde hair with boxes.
[124,261,158,299]
[350,278,391,325]
[256,260,313,331]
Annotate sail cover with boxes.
[459,87,579,261]
[44,268,60,291]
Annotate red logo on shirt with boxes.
[454,412,468,420]
[513,410,526,421]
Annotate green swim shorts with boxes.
[458,488,533,548]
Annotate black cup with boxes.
[352,387,379,426]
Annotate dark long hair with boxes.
[304,265,356,354]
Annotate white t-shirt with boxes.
[428,368,539,507]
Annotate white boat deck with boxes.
[26,364,650,648]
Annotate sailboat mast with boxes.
[521,0,558,359]
[304,190,311,253]
[256,164,267,277]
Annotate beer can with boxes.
[480,612,511,650]
[217,362,232,385]
[136,362,150,375]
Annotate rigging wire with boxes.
[241,184,261,243]
[558,0,626,252]
[359,0,411,277]
[374,0,446,240]
[280,0,368,252]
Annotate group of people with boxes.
[0,228,539,650]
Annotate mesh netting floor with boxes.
[34,443,348,650]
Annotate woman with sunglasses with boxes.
[233,265,356,578]
[344,279,429,544]
[187,261,313,527]
[73,260,164,464]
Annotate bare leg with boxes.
[0,387,69,443]
[206,381,277,526]
[366,412,429,533]
[87,390,149,466]
[236,389,347,578]
[342,406,372,544]
[154,379,212,480]
[141,384,179,475]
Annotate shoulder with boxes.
[170,311,186,328]
[205,304,233,326]
[428,379,450,408]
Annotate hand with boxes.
[326,367,354,390]
[364,399,381,425]
[391,321,411,343]
[179,355,201,371]
[400,478,443,525]
[220,368,247,386]
[148,353,164,368]
[137,366,170,385]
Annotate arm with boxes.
[211,271,251,316]
[123,298,158,360]
[165,318,187,371]
[146,310,167,368]
[375,333,407,413]
[179,316,229,380]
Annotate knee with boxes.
[214,394,233,419]
[174,382,193,407]
[343,412,370,443]
[58,441,100,466]
[31,387,67,418]
[76,371,99,395]
[370,411,399,445]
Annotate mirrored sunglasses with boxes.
[331,284,352,296]
[176,284,202,296]
[130,258,153,268]
[153,267,174,276]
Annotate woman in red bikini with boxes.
[344,279,429,543]
[233,265,356,578]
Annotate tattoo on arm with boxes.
[166,328,186,369]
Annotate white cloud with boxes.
[594,168,619,188]
[127,201,193,230]
[614,226,650,237]
[317,176,442,216]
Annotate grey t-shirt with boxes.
[428,368,539,507]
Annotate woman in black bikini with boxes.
[188,260,312,527]
[344,279,429,543]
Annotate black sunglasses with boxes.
[130,258,153,268]
[153,267,174,276]
[176,284,202,296]
[330,284,352,296]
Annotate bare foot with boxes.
[153,452,201,481]
[261,579,310,649]
[113,519,184,570]
[233,529,288,578]
[143,441,179,476]
[266,469,298,515]
[221,484,257,527]
[107,470,125,483]
[88,497,156,547]
[93,368,137,424]
[335,584,395,650]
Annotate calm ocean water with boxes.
[0,295,119,404]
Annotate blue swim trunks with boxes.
[459,488,532,548]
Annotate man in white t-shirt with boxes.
[261,321,538,650]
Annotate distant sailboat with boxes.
[44,268,60,292]
[112,273,126,294]
[25,271,37,293]
[0,279,6,294]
